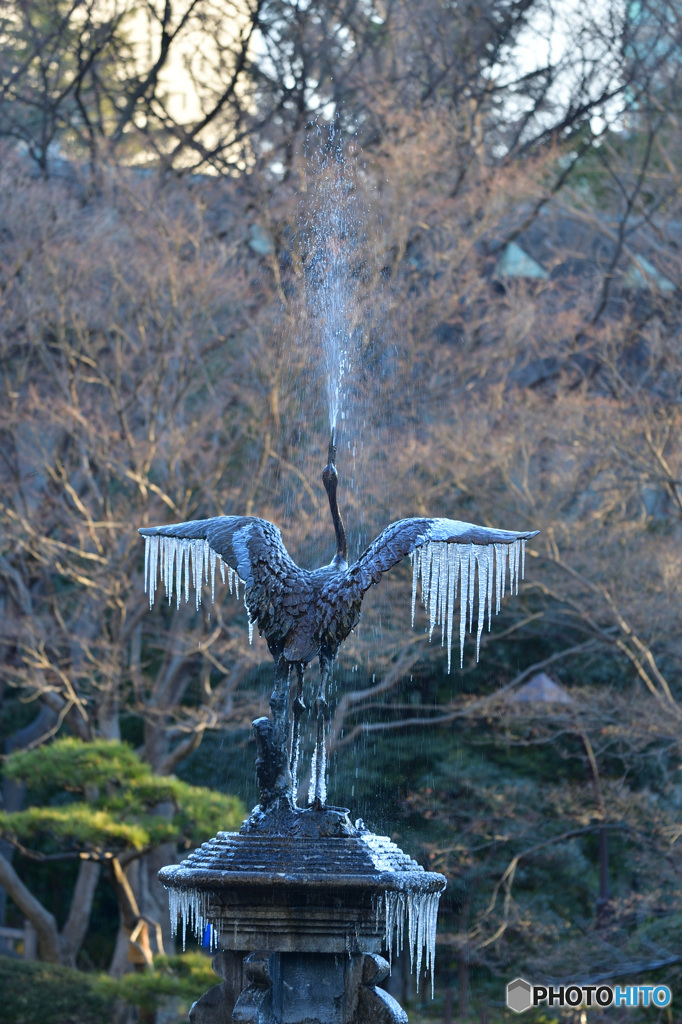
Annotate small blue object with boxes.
[202,923,213,947]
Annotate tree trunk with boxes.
[60,859,102,966]
[0,853,61,962]
[142,842,176,956]
[0,704,58,950]
[0,851,100,966]
[108,857,160,975]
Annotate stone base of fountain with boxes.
[159,808,446,1024]
[191,949,405,1024]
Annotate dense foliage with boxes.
[0,952,217,1023]
[1,739,244,852]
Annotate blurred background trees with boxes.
[1,0,681,1020]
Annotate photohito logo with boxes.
[506,978,672,1013]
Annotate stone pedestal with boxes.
[160,808,446,1024]
[190,950,406,1024]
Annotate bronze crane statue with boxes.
[140,432,537,820]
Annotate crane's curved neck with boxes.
[322,431,347,567]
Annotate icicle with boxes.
[446,546,457,673]
[397,892,405,956]
[166,886,217,955]
[494,543,503,614]
[158,536,163,595]
[291,731,301,791]
[426,893,439,998]
[415,892,425,986]
[308,745,318,805]
[317,742,327,805]
[210,551,217,604]
[144,535,150,596]
[514,538,521,595]
[150,535,159,608]
[467,545,475,634]
[246,594,254,644]
[428,544,440,640]
[408,893,416,972]
[375,887,441,995]
[439,545,447,647]
[188,540,199,602]
[459,546,469,667]
[521,537,526,580]
[168,538,177,605]
[476,548,488,660]
[174,539,183,609]
[508,540,516,597]
[487,544,494,631]
[410,535,529,667]
[421,542,433,612]
[411,549,420,629]
[191,540,198,597]
[183,542,191,605]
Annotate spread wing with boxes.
[322,517,539,670]
[138,517,310,649]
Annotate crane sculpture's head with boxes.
[322,429,347,568]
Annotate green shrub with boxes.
[0,956,115,1024]
[0,952,218,1023]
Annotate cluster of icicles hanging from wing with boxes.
[410,537,525,670]
[142,532,528,670]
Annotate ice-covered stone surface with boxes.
[162,825,445,994]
